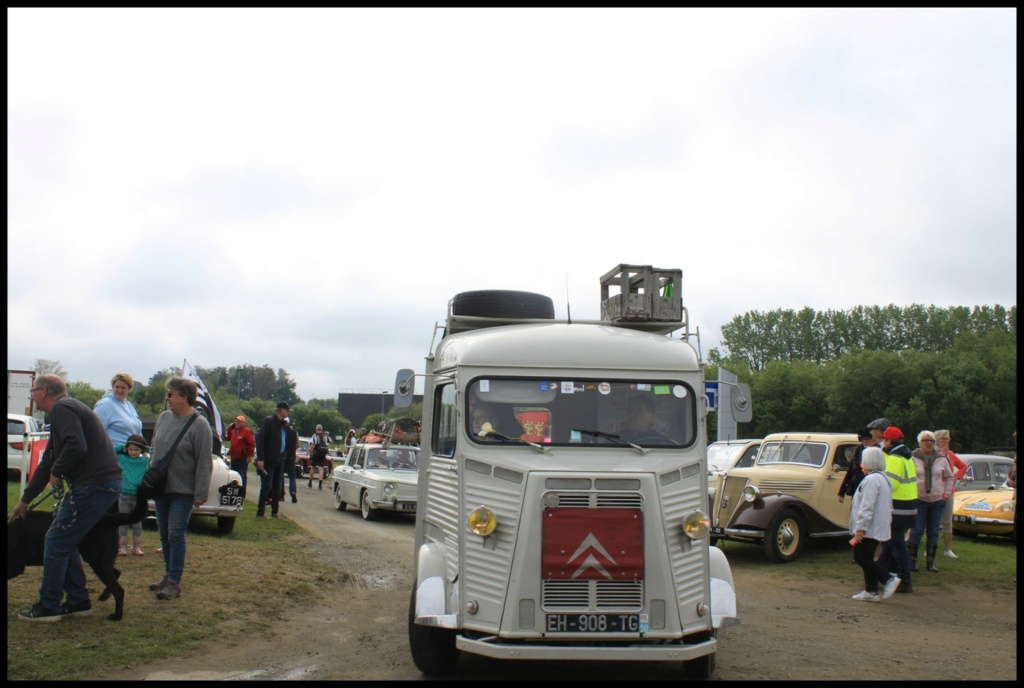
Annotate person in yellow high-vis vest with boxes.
[878,425,917,594]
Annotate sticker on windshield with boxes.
[598,382,611,395]
[561,381,575,394]
[672,385,688,398]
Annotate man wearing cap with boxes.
[255,402,290,519]
[226,415,256,493]
[838,426,875,503]
[878,424,917,592]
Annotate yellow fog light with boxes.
[682,510,711,540]
[468,506,497,536]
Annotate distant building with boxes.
[338,392,422,428]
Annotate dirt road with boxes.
[101,482,1017,680]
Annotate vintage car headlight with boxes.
[996,501,1013,513]
[682,510,711,540]
[742,485,761,502]
[468,506,497,536]
[384,482,395,495]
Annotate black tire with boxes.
[334,484,347,512]
[360,491,379,521]
[408,589,460,674]
[682,631,717,679]
[451,290,554,319]
[763,507,806,563]
[217,516,236,534]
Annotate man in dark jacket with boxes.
[838,426,874,502]
[255,402,289,519]
[9,374,123,621]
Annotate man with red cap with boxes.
[878,424,917,592]
[226,415,256,493]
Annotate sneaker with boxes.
[149,575,169,592]
[118,546,128,556]
[155,547,163,554]
[944,549,958,559]
[156,580,181,600]
[60,600,93,617]
[133,548,145,556]
[271,513,280,519]
[18,603,63,622]
[881,575,901,600]
[851,591,880,602]
[255,514,267,519]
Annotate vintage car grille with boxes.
[542,579,644,610]
[759,479,816,492]
[541,490,644,611]
[714,475,748,527]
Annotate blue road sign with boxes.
[704,381,719,411]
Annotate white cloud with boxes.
[7,8,1016,400]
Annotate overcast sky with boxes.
[7,8,1017,402]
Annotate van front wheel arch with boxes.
[408,590,460,674]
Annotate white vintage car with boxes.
[147,453,244,533]
[330,443,419,520]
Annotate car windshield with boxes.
[707,444,738,472]
[368,448,419,469]
[756,441,828,467]
[466,377,696,449]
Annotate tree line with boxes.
[707,304,1016,453]
[36,361,422,441]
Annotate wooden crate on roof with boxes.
[599,264,683,322]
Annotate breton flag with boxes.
[183,359,225,440]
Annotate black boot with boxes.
[908,544,919,573]
[291,492,297,503]
[318,481,323,490]
[926,543,939,573]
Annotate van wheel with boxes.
[334,485,347,512]
[409,590,460,674]
[217,516,236,534]
[681,630,716,679]
[764,508,805,563]
[451,290,554,319]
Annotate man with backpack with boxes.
[309,424,332,490]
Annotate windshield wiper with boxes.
[573,429,647,455]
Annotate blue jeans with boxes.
[282,460,296,497]
[154,494,194,584]
[909,499,946,547]
[257,462,283,516]
[41,480,122,610]
[230,458,249,491]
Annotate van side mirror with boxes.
[394,369,415,408]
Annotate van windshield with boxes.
[466,377,696,449]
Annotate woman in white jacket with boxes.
[849,447,901,602]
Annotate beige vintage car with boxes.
[711,431,860,562]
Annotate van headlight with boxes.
[742,485,761,502]
[682,510,711,540]
[468,506,497,536]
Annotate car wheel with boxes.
[408,589,460,674]
[217,516,236,534]
[334,484,347,512]
[451,289,555,319]
[360,490,379,521]
[763,507,806,563]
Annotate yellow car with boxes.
[952,487,1015,537]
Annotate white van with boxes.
[395,265,738,678]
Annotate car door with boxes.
[339,447,363,504]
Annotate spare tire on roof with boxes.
[451,290,555,319]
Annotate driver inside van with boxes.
[619,395,668,442]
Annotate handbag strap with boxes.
[153,412,200,469]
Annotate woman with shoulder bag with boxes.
[147,376,212,601]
